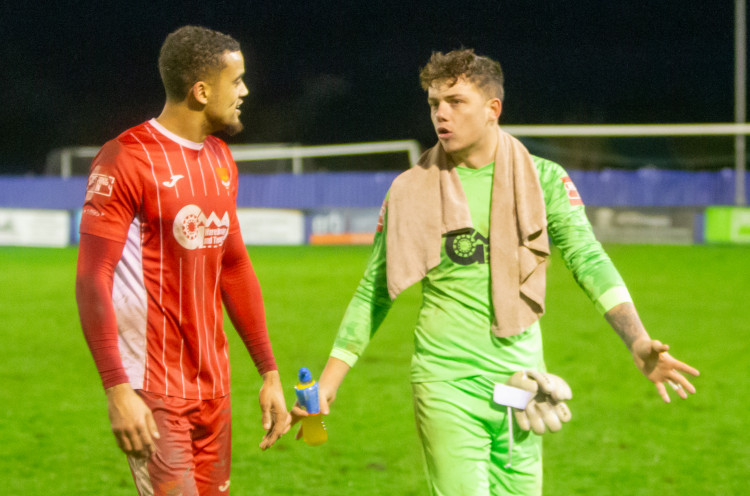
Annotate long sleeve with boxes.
[220,231,277,375]
[76,233,130,389]
[330,201,393,367]
[537,158,632,314]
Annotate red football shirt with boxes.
[80,119,246,399]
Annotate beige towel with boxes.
[386,127,549,337]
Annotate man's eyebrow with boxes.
[429,91,466,101]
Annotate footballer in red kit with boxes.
[82,119,253,399]
[76,26,290,496]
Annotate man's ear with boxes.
[487,98,502,122]
[190,81,210,105]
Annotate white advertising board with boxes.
[308,207,380,245]
[236,208,305,245]
[586,207,699,245]
[0,208,71,247]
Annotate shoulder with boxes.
[204,136,235,167]
[532,155,567,180]
[89,122,154,180]
[205,135,230,153]
[94,138,136,169]
[531,155,586,208]
[205,135,227,146]
[101,122,155,161]
[392,164,421,181]
[391,161,434,191]
[113,121,154,147]
[532,155,576,193]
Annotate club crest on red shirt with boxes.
[216,168,230,189]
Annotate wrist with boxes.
[105,382,133,397]
[630,336,651,354]
[261,369,281,385]
[318,381,335,396]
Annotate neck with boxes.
[448,125,498,169]
[156,101,212,143]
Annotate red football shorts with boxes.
[128,391,232,496]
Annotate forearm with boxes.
[330,228,392,366]
[319,356,351,393]
[604,301,650,352]
[314,356,352,411]
[331,285,391,365]
[76,233,129,389]
[221,232,277,374]
[551,213,630,311]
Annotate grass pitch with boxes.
[1,243,747,495]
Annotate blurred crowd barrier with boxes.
[0,170,748,247]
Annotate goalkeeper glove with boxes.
[506,370,572,435]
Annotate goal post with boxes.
[48,140,422,177]
[503,123,749,206]
[230,140,422,174]
[47,125,748,205]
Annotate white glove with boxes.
[507,370,572,435]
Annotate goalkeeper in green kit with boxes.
[291,49,700,496]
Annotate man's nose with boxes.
[434,102,448,121]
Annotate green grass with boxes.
[1,244,747,495]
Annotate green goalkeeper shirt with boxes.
[330,157,631,383]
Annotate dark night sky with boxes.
[0,1,739,174]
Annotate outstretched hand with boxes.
[631,338,700,403]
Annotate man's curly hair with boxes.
[419,49,505,101]
[158,25,241,101]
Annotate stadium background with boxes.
[1,1,749,495]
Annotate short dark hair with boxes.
[419,49,505,101]
[158,25,241,101]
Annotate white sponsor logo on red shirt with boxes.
[173,204,230,249]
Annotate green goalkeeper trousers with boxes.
[412,376,542,496]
